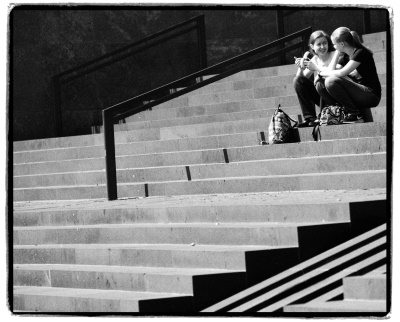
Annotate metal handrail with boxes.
[103,26,312,200]
[51,14,207,137]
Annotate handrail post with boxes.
[52,76,63,137]
[276,10,285,65]
[197,15,208,70]
[363,10,371,34]
[103,108,118,200]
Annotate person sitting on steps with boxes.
[293,30,347,128]
[314,27,382,124]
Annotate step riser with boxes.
[14,136,386,178]
[154,74,387,112]
[14,247,250,269]
[14,170,386,201]
[111,106,301,133]
[14,202,352,227]
[13,97,387,153]
[343,276,386,300]
[14,131,262,167]
[186,58,386,97]
[14,102,386,166]
[13,289,195,312]
[14,225,300,246]
[14,267,214,295]
[14,153,386,188]
[113,91,387,134]
[13,292,140,312]
[122,71,385,125]
[142,172,386,199]
[211,60,385,85]
[156,114,386,142]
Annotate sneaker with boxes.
[296,119,318,128]
[343,114,364,124]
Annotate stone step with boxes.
[14,152,386,188]
[13,90,387,153]
[13,131,259,165]
[110,87,386,134]
[343,274,386,300]
[13,263,245,296]
[109,105,301,134]
[362,31,386,43]
[127,77,386,125]
[283,300,387,313]
[167,62,386,101]
[183,61,386,90]
[13,170,386,201]
[13,244,294,270]
[13,189,386,227]
[13,100,387,166]
[202,222,386,313]
[123,72,386,125]
[112,112,386,142]
[14,135,387,177]
[13,285,195,312]
[14,222,310,246]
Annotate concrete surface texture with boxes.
[12,30,389,314]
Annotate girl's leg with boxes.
[293,75,320,121]
[324,76,381,115]
[315,78,337,106]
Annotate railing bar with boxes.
[283,10,299,17]
[55,14,203,78]
[60,25,198,84]
[103,29,310,113]
[113,41,303,121]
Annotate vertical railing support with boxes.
[52,76,63,137]
[103,108,118,200]
[276,10,286,65]
[197,15,208,70]
[363,10,371,35]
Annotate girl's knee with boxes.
[293,75,306,88]
[324,76,342,89]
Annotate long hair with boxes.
[331,27,373,54]
[309,30,335,56]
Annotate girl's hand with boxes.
[295,57,305,69]
[304,60,317,71]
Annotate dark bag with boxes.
[267,105,298,144]
[312,104,345,141]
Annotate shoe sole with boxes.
[343,119,365,124]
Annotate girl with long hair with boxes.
[314,27,381,123]
[293,30,345,127]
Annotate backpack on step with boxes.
[319,104,345,125]
[312,104,345,141]
[268,105,298,144]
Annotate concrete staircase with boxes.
[12,31,389,314]
[203,223,387,313]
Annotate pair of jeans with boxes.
[316,76,381,115]
[293,75,321,120]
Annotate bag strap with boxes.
[312,124,321,141]
[275,104,299,127]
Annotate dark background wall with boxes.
[11,7,388,141]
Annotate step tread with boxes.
[14,285,188,299]
[14,169,387,191]
[14,263,242,275]
[13,243,290,251]
[13,187,386,208]
[14,221,332,230]
[284,299,387,312]
[13,151,387,178]
[14,135,388,169]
